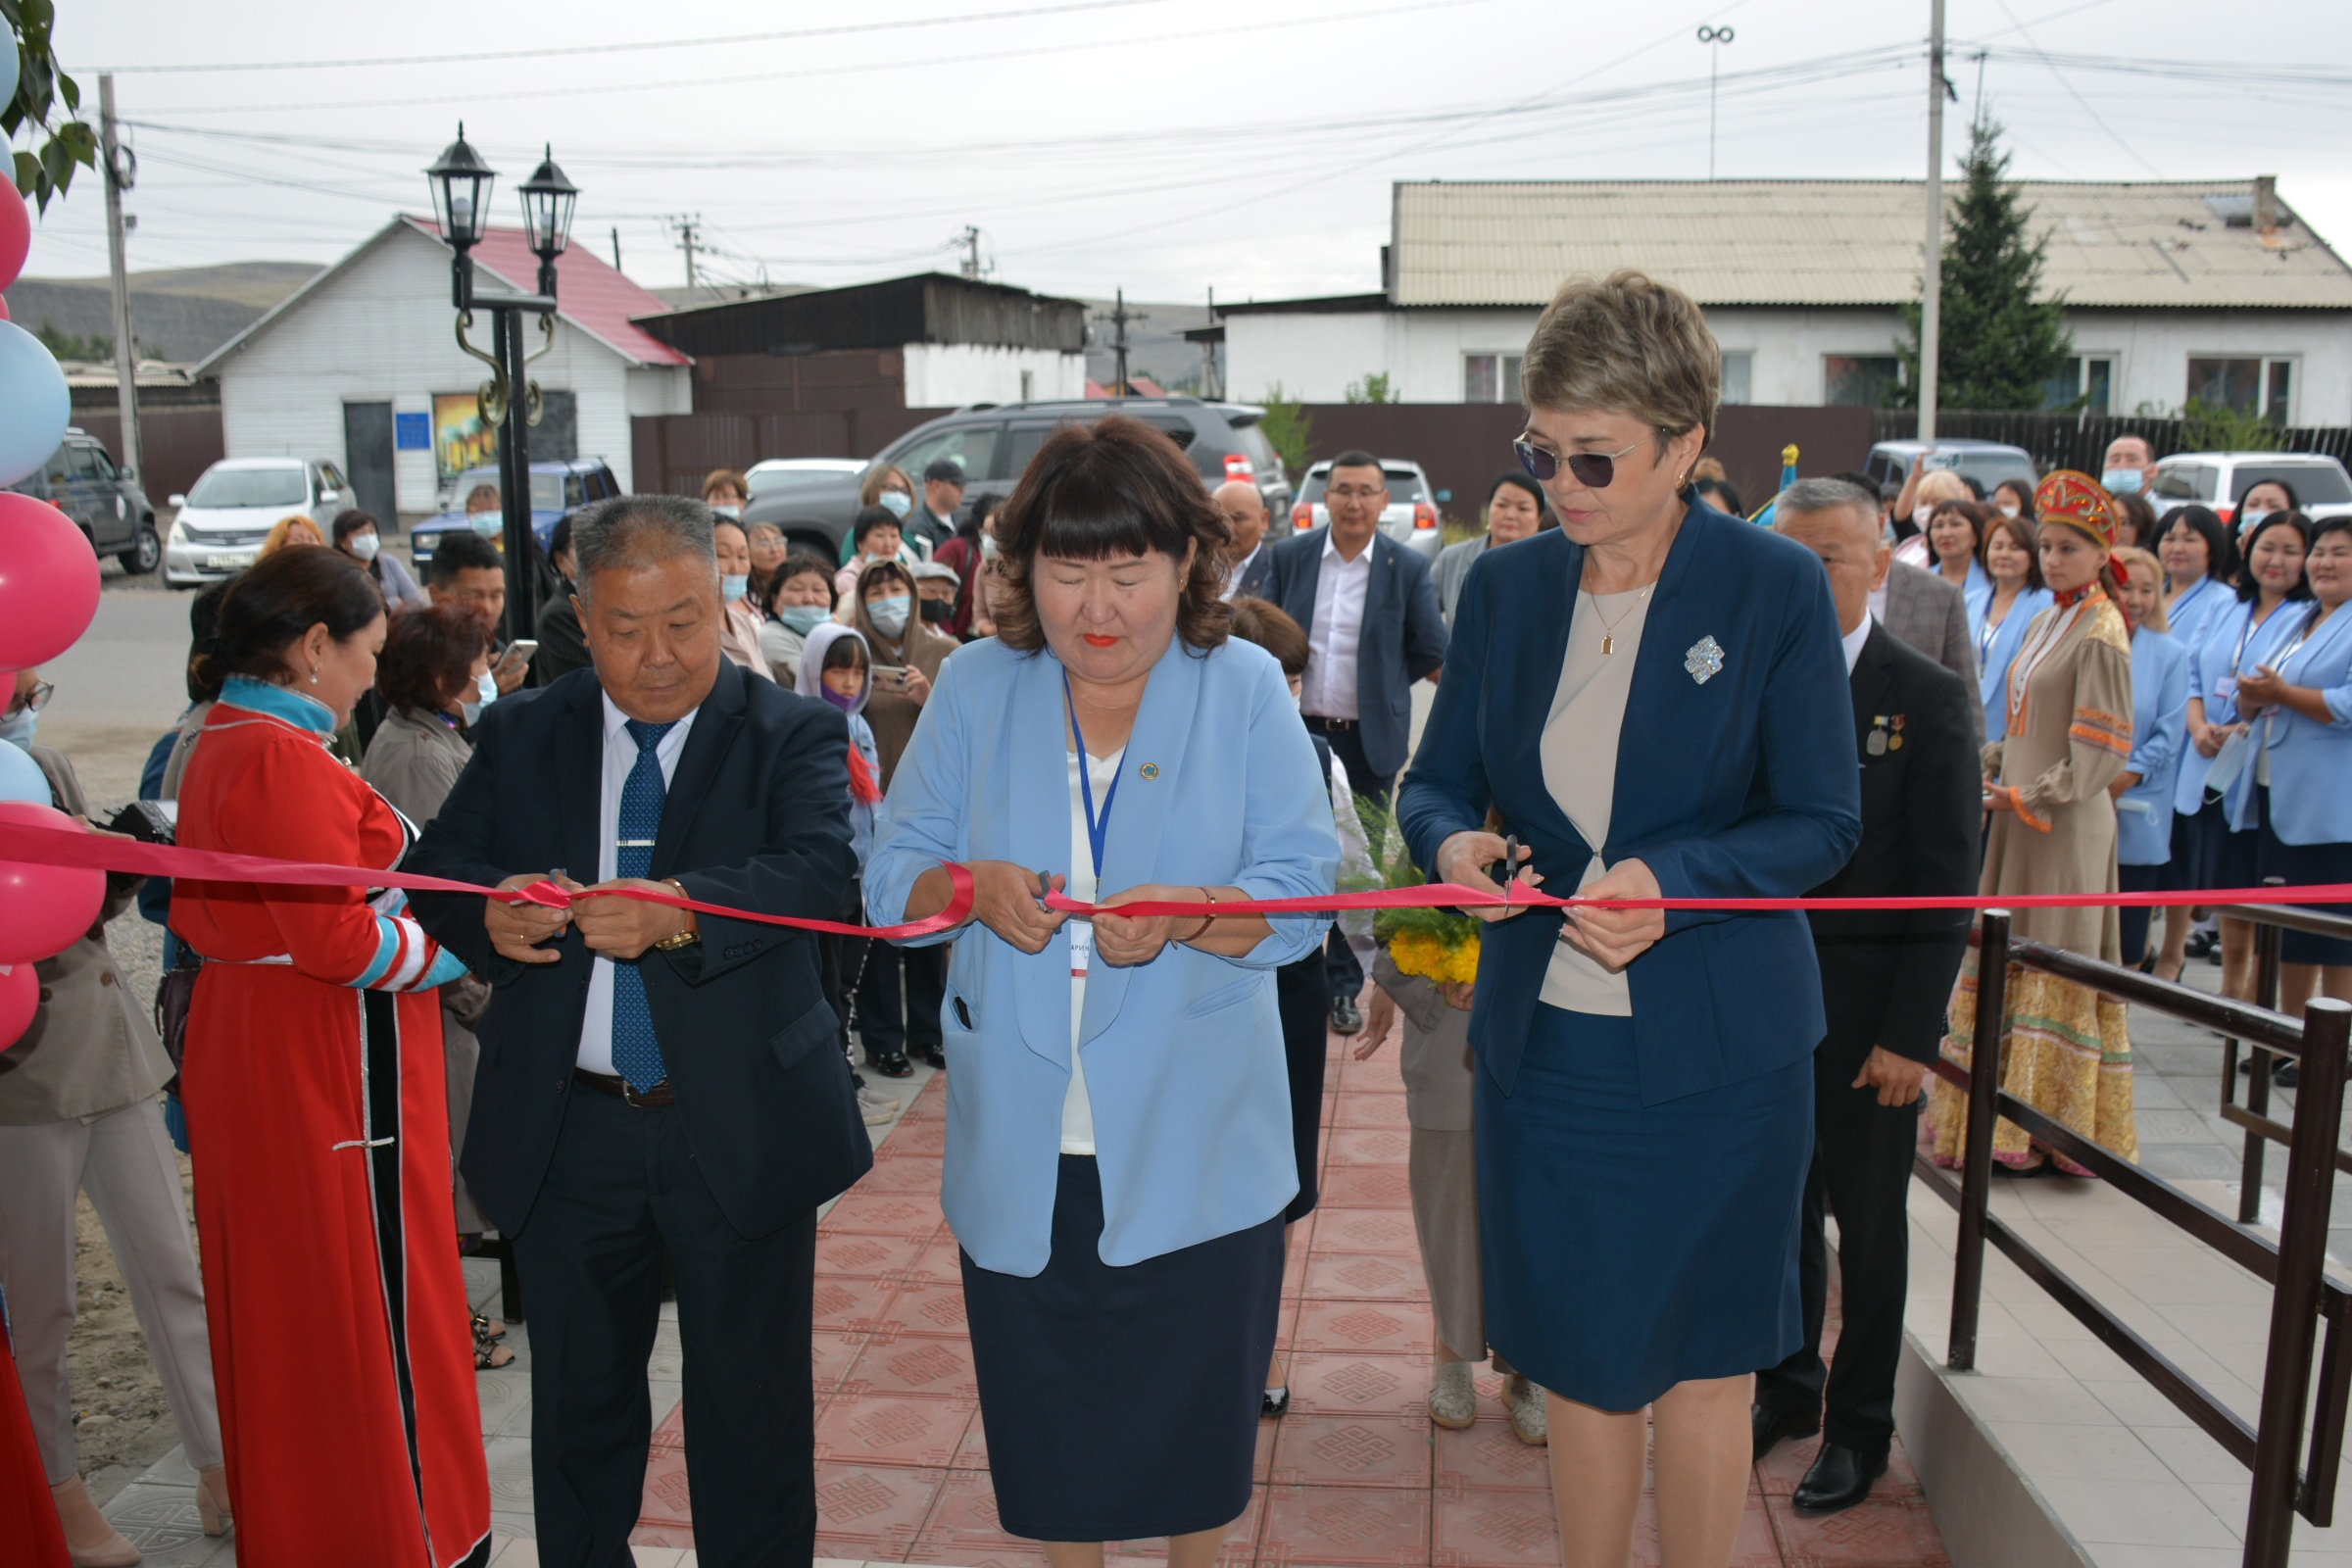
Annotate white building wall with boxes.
[1223,313,1393,403]
[213,222,681,513]
[2066,310,2352,425]
[902,344,1086,407]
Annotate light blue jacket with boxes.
[1978,586,2055,745]
[2245,603,2352,846]
[2165,574,2234,662]
[1955,560,1995,625]
[2118,626,2189,865]
[864,635,1339,1275]
[2177,597,2308,818]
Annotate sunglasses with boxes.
[1514,437,1642,490]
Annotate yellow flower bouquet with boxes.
[1345,799,1483,988]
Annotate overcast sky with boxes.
[27,0,2352,306]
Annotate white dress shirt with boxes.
[576,691,699,1075]
[1841,611,1875,675]
[1061,747,1124,1155]
[1300,532,1373,720]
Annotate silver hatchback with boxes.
[1288,460,1446,562]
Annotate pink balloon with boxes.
[0,189,25,293]
[0,491,100,668]
[0,960,34,1053]
[0,801,103,963]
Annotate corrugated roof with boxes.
[1390,180,2352,311]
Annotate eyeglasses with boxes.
[1514,437,1642,490]
[5,679,54,717]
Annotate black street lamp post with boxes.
[426,125,577,644]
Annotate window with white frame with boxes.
[2042,356,2116,415]
[1464,353,1524,404]
[2187,357,2295,423]
[1720,352,1753,407]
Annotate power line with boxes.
[77,0,1187,74]
[1989,0,2164,176]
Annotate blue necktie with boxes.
[611,718,676,1092]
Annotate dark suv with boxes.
[12,427,161,572]
[742,398,1292,560]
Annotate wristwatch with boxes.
[653,879,702,950]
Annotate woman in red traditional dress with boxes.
[172,547,491,1567]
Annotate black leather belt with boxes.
[1304,715,1357,731]
[573,1068,674,1107]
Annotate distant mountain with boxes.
[4,262,323,364]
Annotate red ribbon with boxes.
[2,821,2348,929]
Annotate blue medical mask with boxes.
[710,504,742,519]
[866,595,910,637]
[459,669,498,727]
[2100,468,2145,496]
[878,491,913,520]
[470,511,503,536]
[0,707,35,749]
[778,604,829,635]
[2238,508,2274,534]
[721,572,750,603]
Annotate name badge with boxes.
[1069,919,1094,980]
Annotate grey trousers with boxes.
[1409,1125,1488,1363]
[0,1098,223,1481]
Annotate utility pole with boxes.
[611,225,622,273]
[1202,285,1220,399]
[99,74,142,483]
[956,225,985,281]
[1919,0,1947,445]
[1696,25,1735,180]
[1096,290,1144,399]
[670,214,702,290]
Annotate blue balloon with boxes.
[0,739,48,807]
[0,43,18,115]
[0,320,68,489]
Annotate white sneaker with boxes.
[1506,1374,1549,1446]
[857,1084,899,1126]
[1429,1360,1476,1429]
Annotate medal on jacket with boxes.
[1867,715,1889,757]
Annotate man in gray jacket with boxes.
[1876,558,1984,751]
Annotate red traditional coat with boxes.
[172,682,490,1568]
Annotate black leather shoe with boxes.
[1262,1387,1291,1418]
[1750,1400,1819,1463]
[1792,1443,1887,1514]
[869,1052,915,1079]
[1331,995,1364,1035]
[916,1043,948,1070]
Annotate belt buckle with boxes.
[621,1077,667,1107]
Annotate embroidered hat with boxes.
[2034,469,2118,553]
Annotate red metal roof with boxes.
[410,216,688,367]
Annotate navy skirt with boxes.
[2182,799,2259,894]
[1477,1004,1812,1411]
[2257,788,2352,966]
[960,1155,1283,1542]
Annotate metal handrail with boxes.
[1920,908,2352,1568]
[2212,894,2352,1217]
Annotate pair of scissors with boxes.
[1488,835,1522,911]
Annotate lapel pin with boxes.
[1138,761,1160,781]
[1685,635,1725,685]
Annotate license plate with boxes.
[203,552,256,570]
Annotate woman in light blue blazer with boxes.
[1976,511,2055,745]
[2151,505,2236,977]
[2237,514,2352,1004]
[866,417,1338,1565]
[2110,547,2190,970]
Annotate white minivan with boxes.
[165,458,351,587]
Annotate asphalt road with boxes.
[36,582,197,808]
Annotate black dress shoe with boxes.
[1750,1401,1819,1463]
[1331,995,1364,1035]
[1792,1442,1887,1514]
[916,1043,948,1070]
[869,1052,915,1079]
[1262,1387,1291,1418]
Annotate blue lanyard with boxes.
[1064,673,1120,880]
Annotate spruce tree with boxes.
[1893,116,2075,411]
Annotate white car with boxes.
[2150,452,2352,530]
[1288,459,1447,562]
[745,458,867,501]
[165,457,351,587]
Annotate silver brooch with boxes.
[1685,636,1725,685]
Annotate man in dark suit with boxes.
[1755,480,1980,1513]
[409,495,868,1568]
[1215,478,1275,600]
[1262,451,1446,1031]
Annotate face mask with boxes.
[470,512,502,537]
[710,504,741,519]
[919,598,955,624]
[459,670,499,726]
[2101,468,2145,496]
[0,707,35,749]
[980,533,1002,561]
[778,604,828,636]
[1912,505,1935,530]
[866,595,910,637]
[821,685,861,713]
[721,572,750,603]
[878,491,913,520]
[347,531,381,562]
[2239,509,2274,533]
[1997,502,2021,519]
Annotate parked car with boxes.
[2150,452,2352,528]
[409,458,622,571]
[745,458,866,501]
[1288,459,1446,562]
[1862,439,2038,500]
[11,427,161,573]
[164,457,352,588]
[739,398,1292,561]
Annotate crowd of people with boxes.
[4,264,2351,1568]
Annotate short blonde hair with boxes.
[1521,270,1719,447]
[259,514,323,558]
[2115,545,2168,632]
[1916,470,1972,508]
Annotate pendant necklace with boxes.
[1586,584,1651,656]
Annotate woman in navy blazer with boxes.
[866,418,1337,1564]
[1397,273,1858,1568]
[2237,514,2352,1004]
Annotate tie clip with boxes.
[616,838,657,848]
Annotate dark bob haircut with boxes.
[992,416,1232,656]
[329,508,379,547]
[1226,596,1309,677]
[2235,512,2316,604]
[376,603,495,716]
[192,545,384,698]
[2158,505,2234,585]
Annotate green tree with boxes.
[1892,116,2073,412]
[2180,399,2282,453]
[1256,383,1312,480]
[1344,371,1397,405]
[34,319,109,360]
[3,0,98,208]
